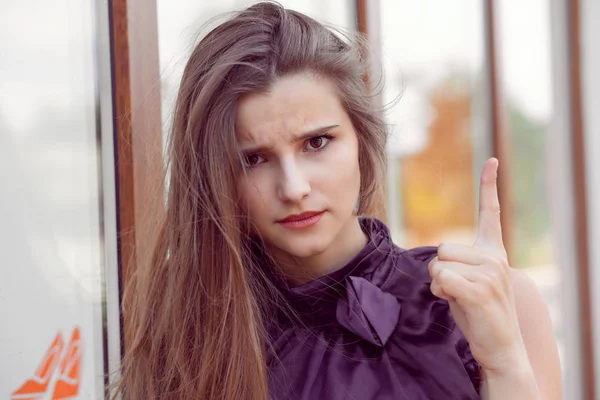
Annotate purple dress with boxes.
[266,218,481,399]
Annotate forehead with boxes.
[235,73,345,145]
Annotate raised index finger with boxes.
[475,157,504,248]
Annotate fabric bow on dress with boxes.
[335,276,401,347]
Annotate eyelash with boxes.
[242,134,334,169]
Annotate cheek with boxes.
[315,141,361,200]
[237,174,269,218]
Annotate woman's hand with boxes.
[428,158,533,380]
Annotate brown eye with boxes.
[309,137,323,148]
[244,154,264,168]
[305,135,331,151]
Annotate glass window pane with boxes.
[0,1,107,398]
[379,0,486,247]
[496,0,565,373]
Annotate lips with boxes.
[277,211,324,223]
[276,211,325,229]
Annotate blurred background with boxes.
[1,0,599,399]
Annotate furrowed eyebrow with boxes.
[291,125,339,143]
[239,124,339,154]
[239,142,274,155]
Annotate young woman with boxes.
[117,2,562,399]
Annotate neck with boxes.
[272,217,368,286]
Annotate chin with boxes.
[272,234,332,259]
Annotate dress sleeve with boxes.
[406,245,481,392]
[456,335,482,394]
[392,244,482,394]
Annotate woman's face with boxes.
[236,72,362,262]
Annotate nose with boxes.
[277,157,311,203]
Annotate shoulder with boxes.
[509,268,556,336]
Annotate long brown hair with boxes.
[116,2,387,399]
